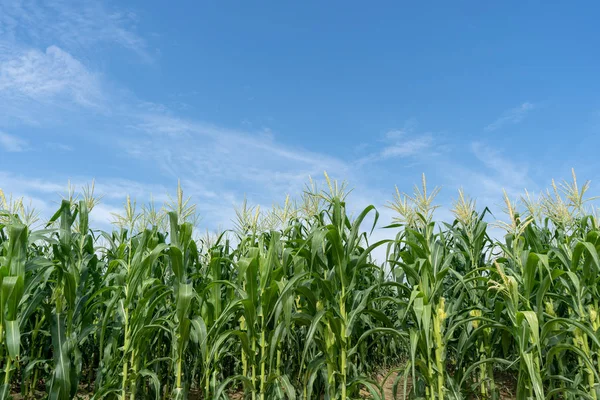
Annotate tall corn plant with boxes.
[484,192,547,400]
[42,196,104,400]
[200,223,306,399]
[443,191,500,399]
[230,231,303,400]
[386,176,460,400]
[299,178,399,400]
[166,210,198,399]
[0,193,41,399]
[0,217,27,399]
[531,173,600,400]
[189,237,235,398]
[95,197,168,400]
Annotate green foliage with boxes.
[1,171,600,400]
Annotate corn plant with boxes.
[298,182,401,400]
[0,218,27,398]
[166,210,198,399]
[387,176,458,400]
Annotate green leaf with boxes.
[522,352,544,400]
[5,320,20,359]
[48,312,72,400]
[139,369,161,400]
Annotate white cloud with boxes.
[124,113,351,200]
[471,142,530,193]
[432,141,537,229]
[0,171,171,202]
[47,142,73,151]
[0,171,174,228]
[0,105,349,231]
[0,171,68,197]
[84,108,363,231]
[380,135,433,159]
[88,203,123,231]
[0,132,28,152]
[0,1,147,124]
[384,129,406,140]
[358,123,436,164]
[484,102,535,132]
[0,0,149,59]
[0,44,103,108]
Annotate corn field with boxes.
[2,171,600,399]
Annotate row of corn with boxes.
[1,171,600,399]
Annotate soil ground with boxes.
[359,369,516,399]
[212,369,517,399]
[13,370,517,399]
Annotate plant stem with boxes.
[260,326,266,400]
[129,350,136,400]
[122,309,129,400]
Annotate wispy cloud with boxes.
[47,142,74,152]
[484,102,535,132]
[124,113,351,200]
[0,0,150,60]
[471,142,529,189]
[359,122,436,164]
[0,44,103,108]
[0,171,64,194]
[0,171,149,230]
[440,141,535,206]
[0,1,147,124]
[380,135,433,159]
[0,132,28,152]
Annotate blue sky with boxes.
[1,0,600,233]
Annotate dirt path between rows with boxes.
[368,370,517,399]
[14,370,516,399]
